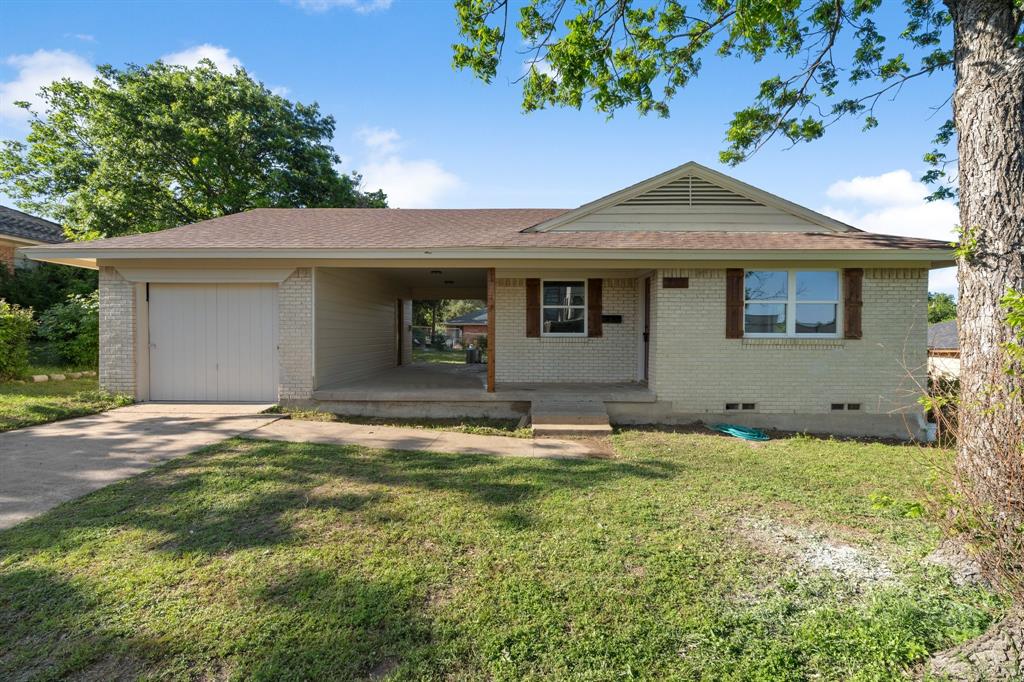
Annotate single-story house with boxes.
[24,162,953,438]
[0,205,65,272]
[445,309,488,347]
[928,319,960,379]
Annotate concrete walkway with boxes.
[0,403,279,529]
[245,418,599,459]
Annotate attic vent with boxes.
[622,175,759,207]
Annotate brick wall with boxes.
[649,267,928,417]
[0,245,15,273]
[495,271,639,383]
[279,267,314,399]
[98,266,136,395]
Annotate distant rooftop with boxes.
[446,309,487,326]
[0,205,65,244]
[928,320,958,350]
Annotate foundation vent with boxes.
[622,175,760,207]
[726,403,757,411]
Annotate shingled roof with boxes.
[446,308,488,326]
[0,205,65,243]
[30,208,951,253]
[928,320,959,350]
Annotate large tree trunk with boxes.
[948,0,1024,586]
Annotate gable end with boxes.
[621,176,759,207]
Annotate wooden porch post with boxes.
[487,267,495,392]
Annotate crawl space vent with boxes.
[622,175,759,207]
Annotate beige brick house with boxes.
[24,162,952,438]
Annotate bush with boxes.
[0,263,97,316]
[0,299,34,379]
[36,292,99,367]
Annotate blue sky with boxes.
[1,0,958,293]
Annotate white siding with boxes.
[314,268,409,387]
[550,174,828,232]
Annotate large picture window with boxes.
[744,270,839,337]
[541,280,586,335]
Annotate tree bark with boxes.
[948,0,1024,581]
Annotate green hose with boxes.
[709,423,770,441]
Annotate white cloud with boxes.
[0,49,97,122]
[269,85,291,97]
[68,33,96,42]
[356,126,400,154]
[162,44,242,72]
[288,0,392,13]
[820,169,960,295]
[825,169,929,207]
[354,127,461,208]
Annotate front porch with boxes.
[312,363,655,403]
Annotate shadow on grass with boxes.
[0,438,681,678]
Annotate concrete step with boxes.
[532,423,613,437]
[530,400,611,437]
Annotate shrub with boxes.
[0,263,97,316]
[0,299,34,379]
[36,291,99,367]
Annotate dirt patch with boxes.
[925,609,1023,681]
[366,656,399,680]
[739,517,894,588]
[923,540,990,588]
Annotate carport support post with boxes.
[487,267,495,393]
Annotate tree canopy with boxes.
[451,0,1018,197]
[927,292,957,323]
[0,60,386,241]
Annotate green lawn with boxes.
[0,375,132,432]
[0,431,1002,680]
[412,347,482,365]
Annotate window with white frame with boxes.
[541,280,586,335]
[744,270,840,336]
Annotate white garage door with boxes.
[149,284,279,401]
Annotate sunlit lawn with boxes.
[412,347,478,365]
[0,430,1003,680]
[0,373,131,432]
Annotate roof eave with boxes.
[21,244,955,268]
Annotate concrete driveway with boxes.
[0,403,279,530]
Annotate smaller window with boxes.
[541,280,586,336]
[831,403,846,411]
[725,403,740,411]
[741,403,756,410]
[847,403,861,411]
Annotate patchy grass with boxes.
[0,431,1004,680]
[266,406,531,438]
[0,376,131,432]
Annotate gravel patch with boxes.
[740,517,895,587]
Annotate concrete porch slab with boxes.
[311,364,655,403]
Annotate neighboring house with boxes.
[928,319,960,379]
[25,161,953,439]
[0,205,65,272]
[445,309,488,347]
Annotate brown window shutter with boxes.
[843,268,863,339]
[725,268,744,339]
[526,278,540,337]
[587,278,603,338]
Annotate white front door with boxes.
[148,283,279,401]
